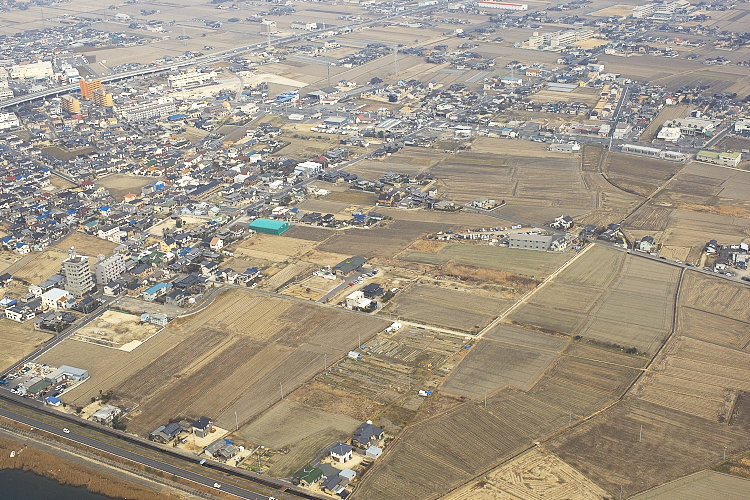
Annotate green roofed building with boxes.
[293,466,323,487]
[249,218,290,235]
[696,150,742,167]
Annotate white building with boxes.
[118,98,177,121]
[696,150,742,167]
[95,253,126,285]
[0,112,20,130]
[478,1,528,10]
[10,61,54,79]
[168,71,217,89]
[346,290,373,311]
[41,288,71,310]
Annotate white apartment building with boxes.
[95,253,126,285]
[0,112,20,130]
[168,71,218,89]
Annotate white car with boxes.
[213,483,221,489]
[62,428,70,434]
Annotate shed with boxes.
[249,218,290,235]
[366,445,382,459]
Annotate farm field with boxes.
[41,289,388,434]
[626,163,750,261]
[630,470,750,500]
[96,174,156,201]
[317,327,467,430]
[633,336,750,422]
[355,389,570,500]
[54,232,118,256]
[680,271,750,324]
[232,234,318,263]
[548,399,750,499]
[0,319,53,371]
[400,243,570,279]
[442,325,567,399]
[511,246,680,354]
[282,225,334,242]
[446,447,609,500]
[428,151,596,224]
[317,220,447,259]
[281,275,339,301]
[605,152,684,197]
[384,284,510,333]
[237,400,360,478]
[72,310,160,351]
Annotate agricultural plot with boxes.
[43,289,388,435]
[318,220,447,259]
[401,244,569,279]
[446,447,609,500]
[385,284,510,332]
[633,336,750,422]
[237,400,360,478]
[605,152,684,197]
[318,327,467,416]
[355,389,570,500]
[678,307,750,352]
[548,399,750,499]
[282,225,334,242]
[232,234,318,263]
[429,151,596,224]
[442,325,567,399]
[281,275,340,301]
[346,148,445,180]
[680,271,750,324]
[513,247,679,354]
[0,319,53,371]
[72,310,160,351]
[630,470,750,500]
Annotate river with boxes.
[0,468,123,499]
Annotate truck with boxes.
[347,351,363,361]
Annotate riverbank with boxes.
[0,430,201,500]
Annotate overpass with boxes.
[0,1,450,111]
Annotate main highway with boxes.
[0,390,323,500]
[0,0,452,111]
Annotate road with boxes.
[0,405,278,500]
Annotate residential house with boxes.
[192,416,213,438]
[353,422,384,448]
[92,404,121,425]
[330,443,354,463]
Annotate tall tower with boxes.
[63,247,95,297]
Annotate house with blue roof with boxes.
[142,282,173,301]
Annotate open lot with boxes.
[232,233,318,263]
[384,284,510,333]
[0,319,53,372]
[72,310,161,351]
[12,247,70,284]
[54,231,119,256]
[237,399,360,478]
[41,288,388,434]
[96,174,156,201]
[400,244,570,280]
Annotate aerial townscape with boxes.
[1,0,750,499]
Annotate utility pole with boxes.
[324,353,327,372]
[484,391,487,408]
[639,424,643,443]
[327,62,331,88]
[279,382,284,400]
[724,446,727,461]
[235,411,238,431]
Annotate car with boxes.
[62,428,70,434]
[349,282,355,286]
[213,483,221,489]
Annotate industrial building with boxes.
[508,234,568,252]
[10,60,54,79]
[249,218,290,235]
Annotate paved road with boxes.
[0,405,276,500]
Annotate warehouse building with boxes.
[478,1,528,10]
[249,218,290,235]
[509,234,568,252]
